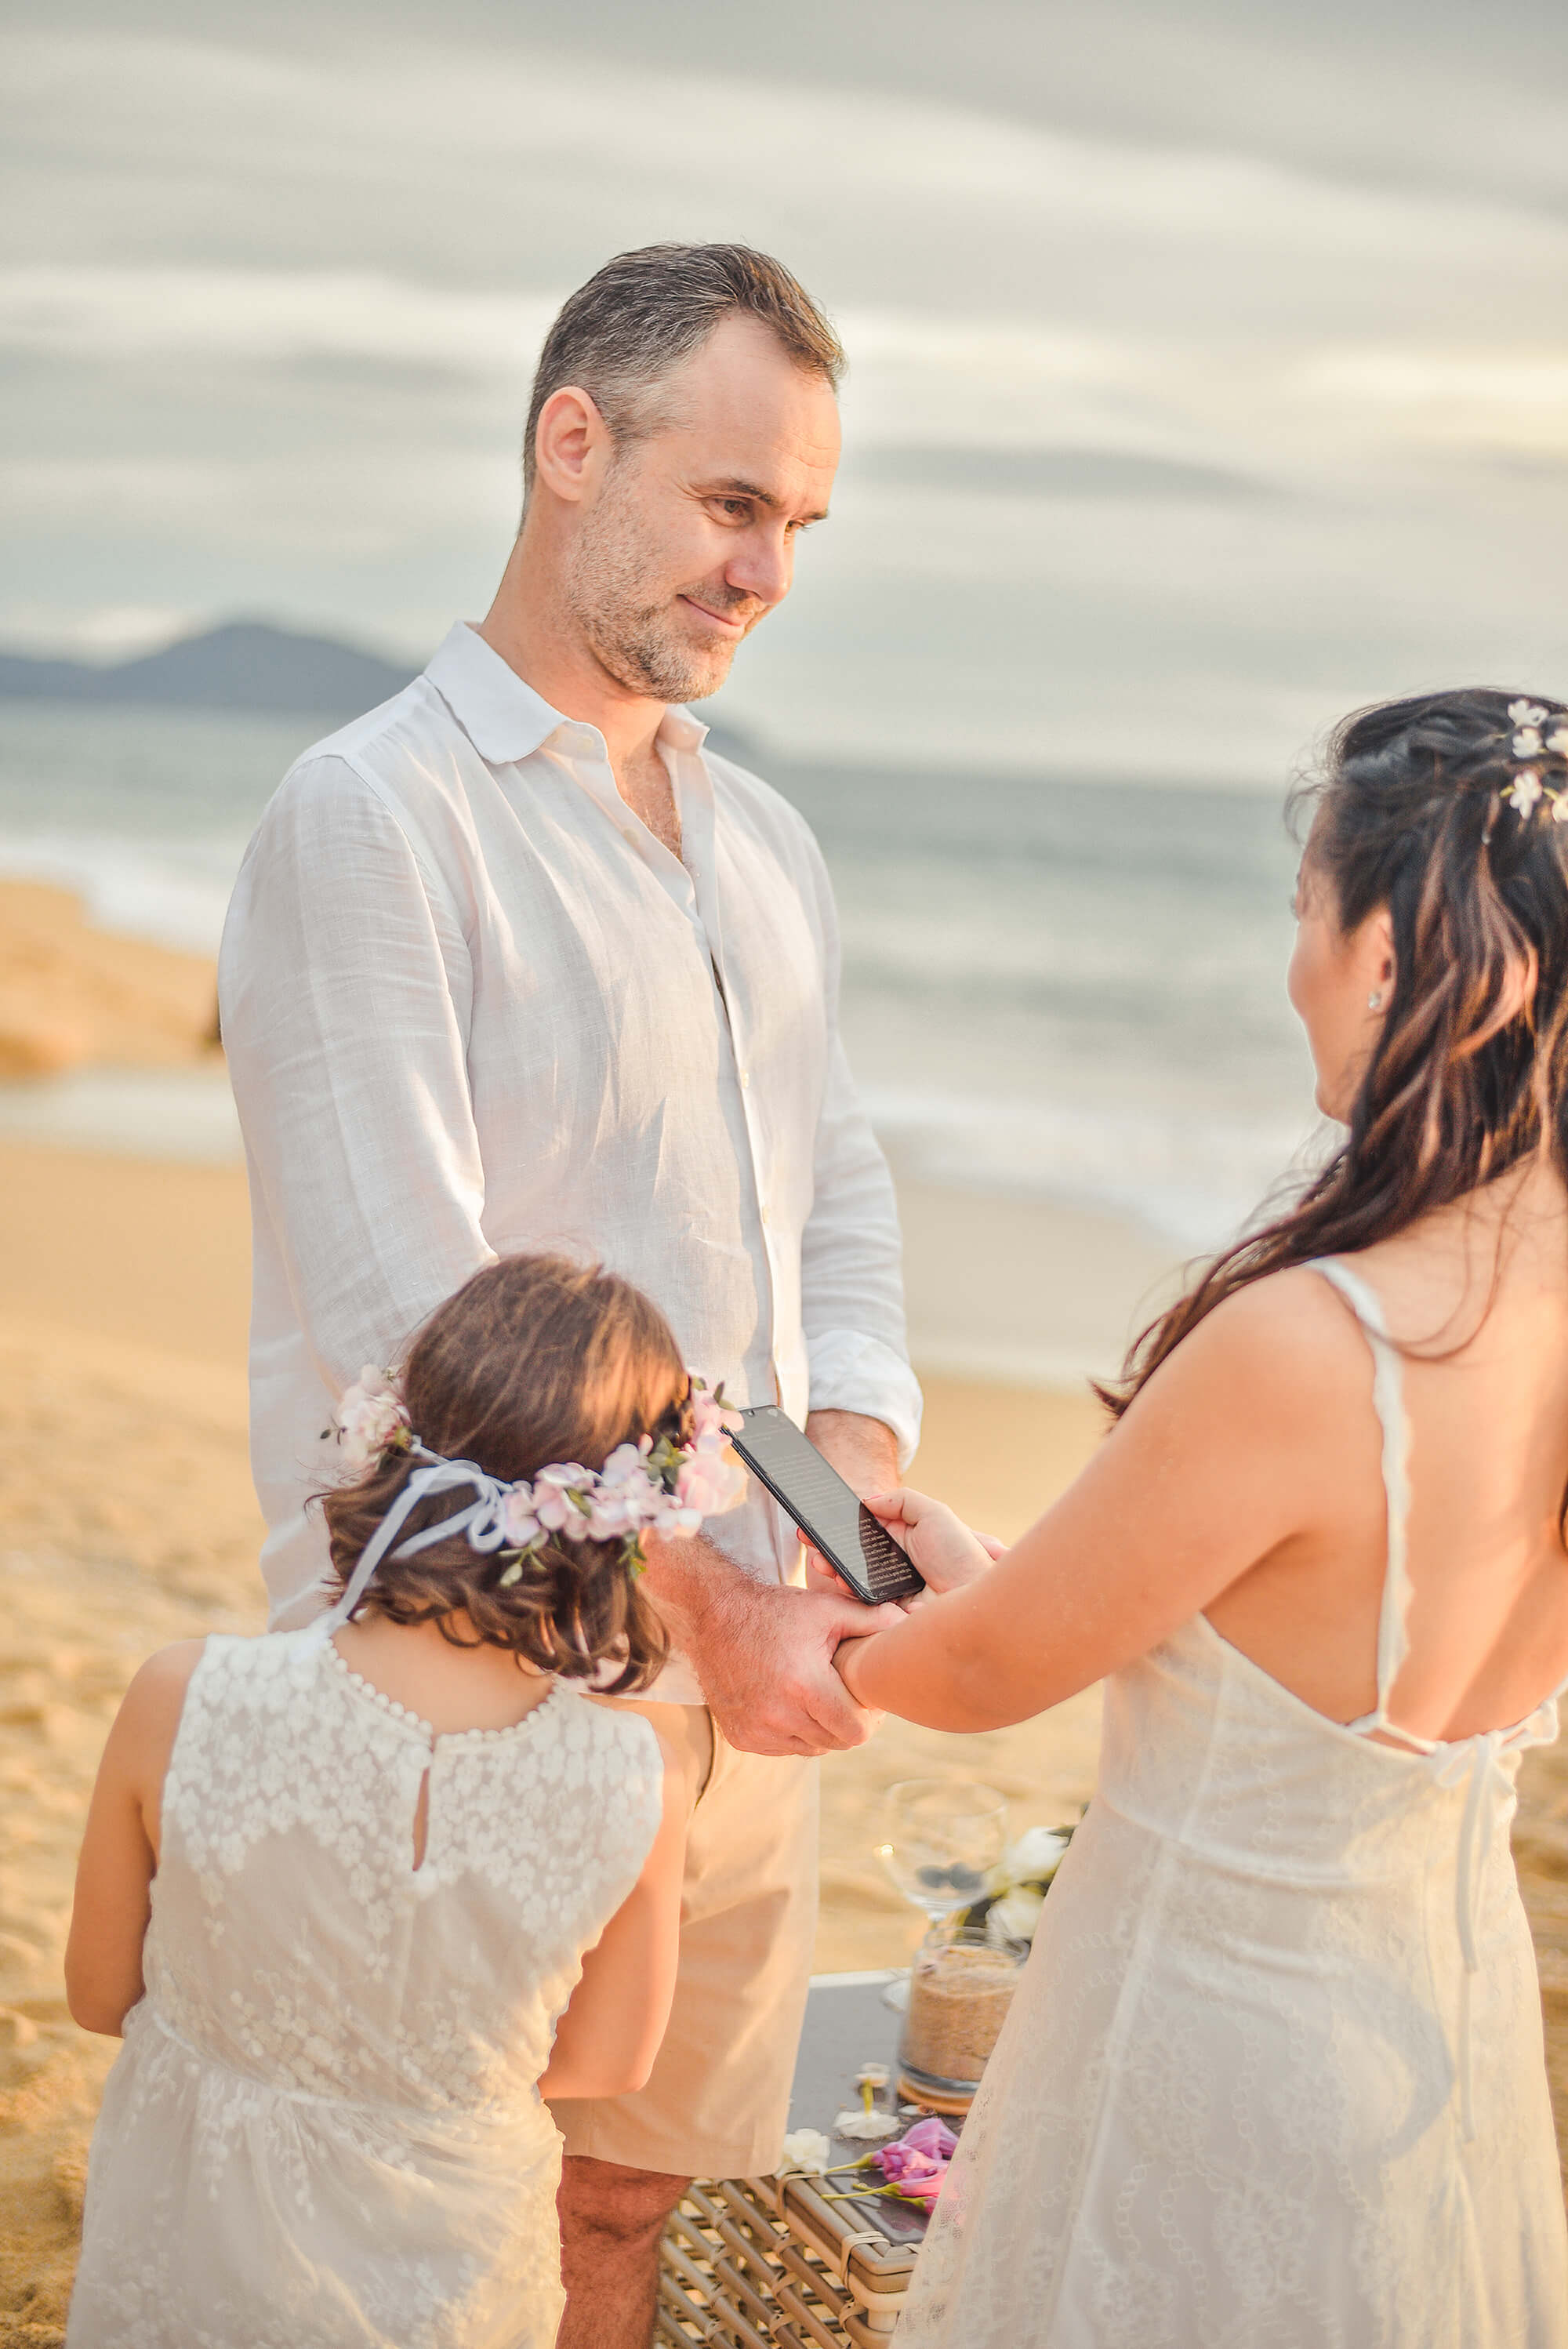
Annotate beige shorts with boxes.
[547,1703,818,2181]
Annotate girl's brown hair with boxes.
[321,1254,687,1691]
[1105,688,1568,1415]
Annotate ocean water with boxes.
[0,701,1323,1249]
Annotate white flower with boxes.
[1514,728,1544,758]
[987,1826,1069,1893]
[779,2127,835,2174]
[1548,728,1568,757]
[1508,700,1549,728]
[1508,771,1544,820]
[989,1885,1047,1944]
[1553,794,1568,825]
[833,2107,902,2140]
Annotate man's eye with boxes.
[717,499,750,519]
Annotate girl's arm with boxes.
[65,1642,205,2035]
[539,1718,697,2102]
[838,1271,1367,1732]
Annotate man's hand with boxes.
[641,1532,902,1757]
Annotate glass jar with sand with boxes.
[897,1919,1026,2113]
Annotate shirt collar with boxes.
[424,622,709,767]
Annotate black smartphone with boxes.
[729,1405,924,1606]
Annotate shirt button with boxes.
[760,1205,769,1227]
[621,828,637,845]
[739,1070,750,1089]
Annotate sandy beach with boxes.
[2,882,1566,2339]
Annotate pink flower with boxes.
[676,1444,748,1519]
[599,1443,648,1489]
[873,2117,957,2207]
[586,1488,639,1541]
[899,2118,958,2159]
[872,2117,957,2207]
[501,1487,540,1548]
[336,1368,410,1471]
[533,1466,592,1538]
[691,1385,745,1446]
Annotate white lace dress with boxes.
[67,1626,663,2349]
[899,1258,1568,2348]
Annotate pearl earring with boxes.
[1368,991,1384,1011]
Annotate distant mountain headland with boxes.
[0,621,419,720]
[0,619,760,763]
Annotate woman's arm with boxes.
[539,1719,698,2102]
[838,1271,1366,1731]
[65,1642,205,2035]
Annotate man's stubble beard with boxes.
[564,474,753,706]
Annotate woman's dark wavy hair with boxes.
[318,1254,688,1691]
[1103,687,1568,1415]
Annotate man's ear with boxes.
[532,384,612,506]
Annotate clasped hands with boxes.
[644,1498,1002,1762]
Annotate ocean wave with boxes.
[862,1081,1331,1253]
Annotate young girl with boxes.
[62,1251,745,2348]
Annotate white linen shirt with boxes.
[218,621,920,1697]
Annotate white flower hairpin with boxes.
[1501,700,1568,827]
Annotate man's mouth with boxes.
[678,594,752,637]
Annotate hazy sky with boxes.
[6,0,1567,779]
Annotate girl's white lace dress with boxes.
[899,1258,1568,2348]
[67,1626,664,2349]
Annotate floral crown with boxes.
[1497,701,1568,829]
[322,1367,746,1630]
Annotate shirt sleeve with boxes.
[796,838,924,1469]
[218,753,495,1397]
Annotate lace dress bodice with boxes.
[68,1626,663,2349]
[899,1258,1568,2348]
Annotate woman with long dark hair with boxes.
[837,691,1568,2345]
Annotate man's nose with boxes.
[725,524,793,611]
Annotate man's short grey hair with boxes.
[521,243,844,502]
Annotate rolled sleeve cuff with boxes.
[807,1330,924,1470]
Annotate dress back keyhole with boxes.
[411,1766,430,1872]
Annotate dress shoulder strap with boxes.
[1306,1257,1414,1731]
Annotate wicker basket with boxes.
[656,2172,918,2346]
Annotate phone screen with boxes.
[730,1406,924,1605]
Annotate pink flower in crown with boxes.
[533,1465,591,1539]
[501,1486,541,1548]
[599,1442,651,1491]
[586,1487,640,1541]
[691,1385,745,1446]
[676,1443,748,1519]
[336,1367,410,1472]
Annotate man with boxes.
[218,244,920,2349]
